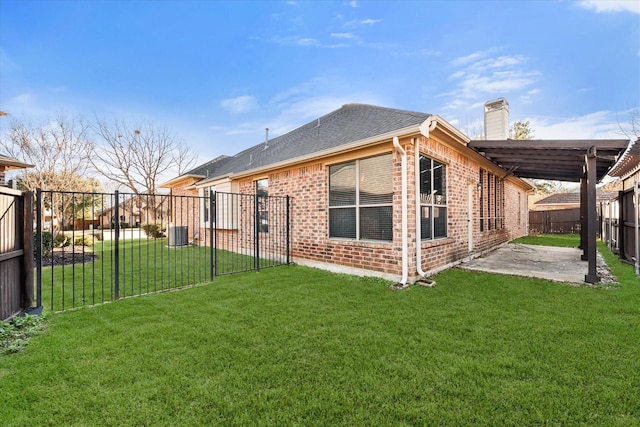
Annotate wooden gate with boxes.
[618,187,638,265]
[0,187,34,320]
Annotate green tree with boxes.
[509,120,534,140]
[508,120,567,197]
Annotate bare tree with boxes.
[0,114,100,234]
[90,118,196,194]
[0,114,93,191]
[617,106,639,140]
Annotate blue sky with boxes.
[1,0,638,175]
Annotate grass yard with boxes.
[41,238,268,312]
[2,236,639,425]
[511,233,586,248]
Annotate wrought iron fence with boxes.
[35,189,290,312]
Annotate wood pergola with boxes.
[468,139,631,283]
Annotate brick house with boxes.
[161,103,533,285]
[97,194,171,228]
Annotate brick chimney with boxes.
[484,98,509,140]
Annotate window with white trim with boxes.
[419,155,447,239]
[328,153,393,241]
[479,169,504,231]
[200,187,214,227]
[256,179,269,233]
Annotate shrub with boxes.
[34,231,54,257]
[53,234,71,248]
[1,314,48,355]
[142,223,166,239]
[74,235,93,247]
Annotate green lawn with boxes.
[2,237,639,426]
[511,233,583,248]
[41,238,268,312]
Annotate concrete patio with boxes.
[459,243,614,284]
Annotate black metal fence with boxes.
[35,189,290,312]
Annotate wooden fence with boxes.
[529,208,581,234]
[0,187,33,320]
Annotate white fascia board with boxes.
[420,115,471,144]
[191,176,232,190]
[159,174,206,188]
[423,115,533,192]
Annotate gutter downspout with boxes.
[415,118,438,281]
[393,136,409,288]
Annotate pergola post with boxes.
[585,147,599,283]
[580,170,587,258]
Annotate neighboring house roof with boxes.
[162,104,430,187]
[97,194,170,216]
[0,154,34,170]
[608,137,640,179]
[534,190,619,206]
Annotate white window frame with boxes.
[419,155,448,240]
[328,153,394,242]
[200,187,215,228]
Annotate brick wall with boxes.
[168,135,530,281]
[170,180,201,243]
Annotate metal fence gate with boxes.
[35,189,290,312]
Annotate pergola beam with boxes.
[469,138,632,283]
[470,139,629,150]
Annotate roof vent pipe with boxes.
[264,128,269,150]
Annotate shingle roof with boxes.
[181,104,430,183]
[534,190,619,205]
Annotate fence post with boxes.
[35,189,42,309]
[255,193,260,271]
[209,189,215,281]
[286,195,290,265]
[635,181,639,275]
[21,191,34,309]
[114,190,120,300]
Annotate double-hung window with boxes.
[200,187,214,227]
[419,155,447,239]
[256,179,269,233]
[329,153,393,241]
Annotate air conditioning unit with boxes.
[168,226,188,247]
